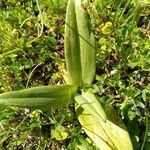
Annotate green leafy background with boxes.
[0,0,149,149]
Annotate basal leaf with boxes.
[75,92,106,122]
[65,0,96,86]
[0,85,77,108]
[65,0,82,86]
[75,94,133,150]
[75,0,96,85]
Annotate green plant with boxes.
[0,0,134,149]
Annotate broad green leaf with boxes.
[75,92,106,122]
[65,0,96,86]
[75,0,96,84]
[76,95,133,150]
[76,106,114,150]
[65,0,82,86]
[0,85,77,108]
